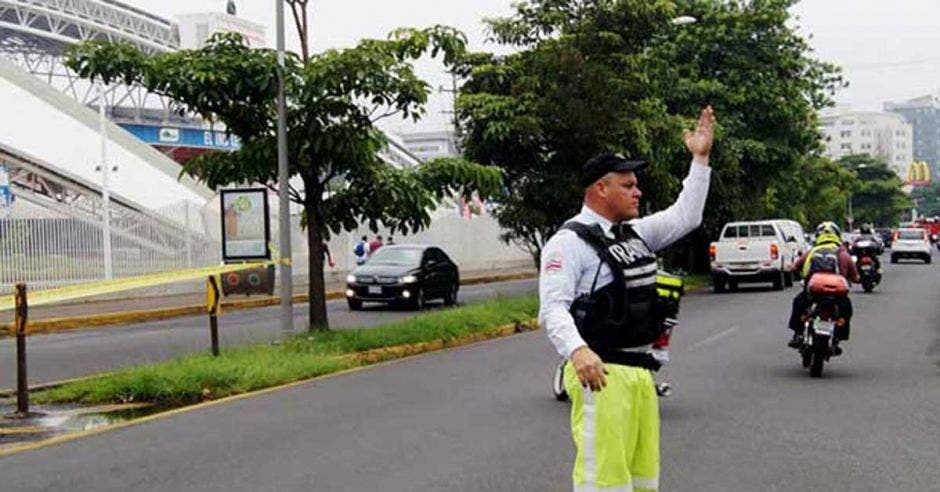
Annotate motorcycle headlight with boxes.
[400,274,417,284]
[346,274,357,283]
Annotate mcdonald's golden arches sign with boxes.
[906,161,931,186]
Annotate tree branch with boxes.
[286,0,310,62]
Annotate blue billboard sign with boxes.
[0,165,12,213]
[119,124,242,151]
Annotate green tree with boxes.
[457,0,843,271]
[67,27,501,330]
[909,182,940,218]
[837,154,910,227]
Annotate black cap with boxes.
[580,152,647,187]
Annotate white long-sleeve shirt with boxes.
[538,161,712,359]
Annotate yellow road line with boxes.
[0,321,539,458]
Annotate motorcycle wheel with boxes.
[863,282,873,293]
[801,346,812,368]
[809,335,828,378]
[552,360,568,401]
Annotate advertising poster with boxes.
[220,188,271,261]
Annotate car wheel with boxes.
[772,272,784,291]
[347,298,363,311]
[925,254,932,264]
[443,282,458,306]
[728,280,739,292]
[891,254,898,264]
[712,275,726,293]
[411,287,426,310]
[784,271,794,288]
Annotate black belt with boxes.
[593,349,662,371]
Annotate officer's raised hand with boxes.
[683,105,716,164]
[571,345,608,392]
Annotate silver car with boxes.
[890,228,931,264]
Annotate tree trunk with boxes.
[304,201,329,331]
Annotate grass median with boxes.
[33,295,539,408]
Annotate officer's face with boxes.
[600,171,642,220]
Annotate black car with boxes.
[345,245,460,310]
[874,228,893,248]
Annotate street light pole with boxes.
[97,82,113,280]
[276,0,294,337]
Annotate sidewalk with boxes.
[1,266,537,334]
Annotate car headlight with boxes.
[400,275,417,284]
[346,274,357,283]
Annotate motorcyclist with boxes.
[851,223,883,274]
[853,223,884,256]
[786,222,860,350]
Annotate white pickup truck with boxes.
[709,220,803,292]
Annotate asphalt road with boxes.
[2,258,939,491]
[0,278,537,389]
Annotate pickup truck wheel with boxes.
[772,272,784,290]
[712,276,726,293]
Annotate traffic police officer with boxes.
[539,106,715,491]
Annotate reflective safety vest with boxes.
[563,222,668,367]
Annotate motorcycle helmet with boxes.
[814,221,842,246]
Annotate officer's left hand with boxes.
[684,105,716,163]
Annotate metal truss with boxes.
[0,0,190,121]
[0,144,210,255]
[0,0,178,54]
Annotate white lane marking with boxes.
[687,326,738,352]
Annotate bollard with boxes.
[207,276,222,357]
[14,283,28,415]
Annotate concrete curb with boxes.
[1,272,536,337]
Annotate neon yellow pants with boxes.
[565,362,660,491]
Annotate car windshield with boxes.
[898,230,924,240]
[367,247,423,266]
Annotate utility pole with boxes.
[276,0,294,337]
[97,83,113,280]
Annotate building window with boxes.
[861,129,871,137]
[840,143,852,151]
[840,130,852,138]
[840,119,855,125]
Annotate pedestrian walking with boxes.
[353,235,370,265]
[368,235,384,254]
[539,106,715,491]
[322,242,335,268]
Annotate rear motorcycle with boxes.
[851,239,882,293]
[797,272,849,378]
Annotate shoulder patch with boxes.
[544,253,564,275]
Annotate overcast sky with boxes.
[128,0,940,129]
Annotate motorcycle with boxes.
[552,271,683,401]
[796,272,849,378]
[851,239,882,293]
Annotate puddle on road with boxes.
[0,401,159,450]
